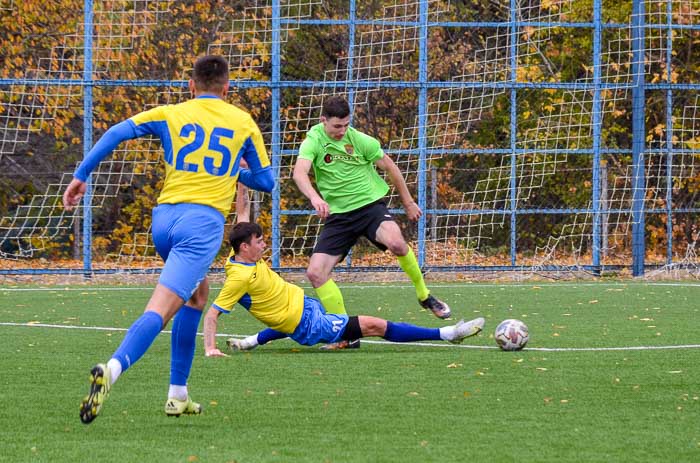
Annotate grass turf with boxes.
[0,282,699,462]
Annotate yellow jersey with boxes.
[129,96,269,217]
[212,252,304,333]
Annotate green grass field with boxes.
[1,281,699,462]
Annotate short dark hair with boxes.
[229,222,263,253]
[192,55,229,92]
[321,95,351,119]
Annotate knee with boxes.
[187,281,209,310]
[358,316,387,337]
[386,239,408,256]
[306,265,328,287]
[188,293,207,310]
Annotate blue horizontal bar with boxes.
[278,147,700,157]
[3,79,699,91]
[281,207,700,216]
[9,263,695,276]
[282,18,700,32]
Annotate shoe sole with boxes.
[79,365,108,424]
[165,406,202,417]
[166,411,200,418]
[432,309,452,320]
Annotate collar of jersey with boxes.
[196,95,222,100]
[229,257,256,266]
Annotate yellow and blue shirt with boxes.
[212,251,304,333]
[75,96,271,217]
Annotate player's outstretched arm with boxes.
[203,307,229,357]
[63,120,137,210]
[375,155,422,221]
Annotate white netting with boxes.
[279,0,450,260]
[210,0,320,78]
[0,1,175,258]
[1,0,698,277]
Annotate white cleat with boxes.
[448,317,485,344]
[227,337,258,351]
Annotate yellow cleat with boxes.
[79,364,111,424]
[164,396,202,417]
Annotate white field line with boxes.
[2,321,700,352]
[2,281,700,292]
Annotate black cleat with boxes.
[419,295,452,319]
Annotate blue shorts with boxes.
[151,203,224,301]
[290,296,349,346]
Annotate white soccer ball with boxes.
[494,319,529,351]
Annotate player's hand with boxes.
[311,197,330,219]
[404,201,422,221]
[62,178,87,211]
[205,348,229,357]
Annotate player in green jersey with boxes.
[292,95,451,349]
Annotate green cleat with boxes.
[79,363,111,424]
[164,396,202,417]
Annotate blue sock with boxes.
[170,305,203,386]
[256,328,288,345]
[113,311,164,373]
[384,321,441,342]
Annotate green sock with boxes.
[316,279,346,315]
[397,248,430,301]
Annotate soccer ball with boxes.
[494,319,529,351]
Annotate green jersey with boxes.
[298,123,389,214]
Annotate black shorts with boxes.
[313,199,395,258]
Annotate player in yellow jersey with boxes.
[62,55,274,423]
[202,222,484,356]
